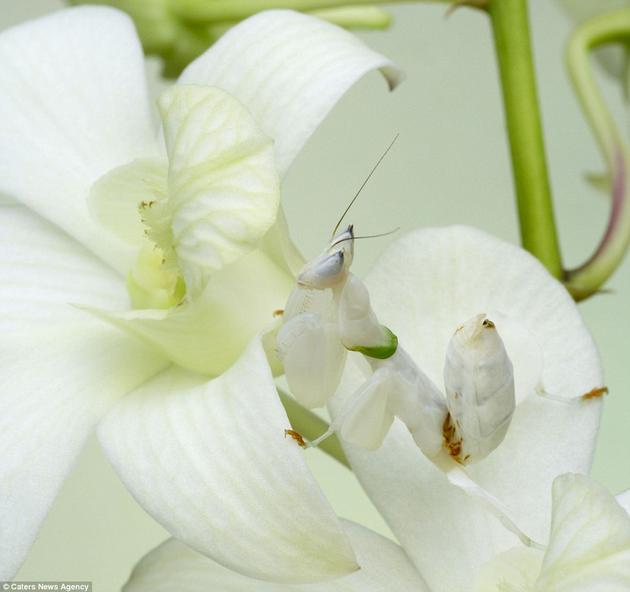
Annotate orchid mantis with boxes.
[279,221,516,464]
[277,220,542,545]
[276,148,607,551]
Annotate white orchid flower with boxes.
[121,473,630,591]
[121,227,630,591]
[0,6,403,581]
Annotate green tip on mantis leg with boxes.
[346,326,398,359]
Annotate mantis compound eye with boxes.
[297,250,347,289]
[443,314,516,465]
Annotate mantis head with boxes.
[296,224,355,289]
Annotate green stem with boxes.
[194,6,393,32]
[563,9,630,300]
[171,0,448,23]
[279,390,350,468]
[488,0,563,278]
[309,6,393,29]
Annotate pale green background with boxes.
[1,0,629,589]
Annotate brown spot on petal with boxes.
[284,429,306,448]
[581,386,609,400]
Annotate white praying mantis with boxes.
[276,138,606,550]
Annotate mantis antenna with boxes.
[330,227,401,248]
[331,133,400,238]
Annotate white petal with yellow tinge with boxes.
[0,7,157,273]
[0,206,166,579]
[180,10,403,176]
[157,85,280,296]
[123,521,430,592]
[98,337,358,583]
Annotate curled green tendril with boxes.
[563,8,630,300]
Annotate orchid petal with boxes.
[332,226,602,592]
[260,206,305,278]
[0,6,157,273]
[83,249,293,376]
[0,205,129,329]
[123,520,429,592]
[475,546,543,592]
[0,324,165,580]
[88,155,301,290]
[156,85,280,296]
[98,337,358,583]
[444,466,542,549]
[88,157,168,246]
[618,490,630,515]
[483,311,544,405]
[535,473,630,591]
[476,475,630,591]
[0,206,166,578]
[179,10,402,177]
